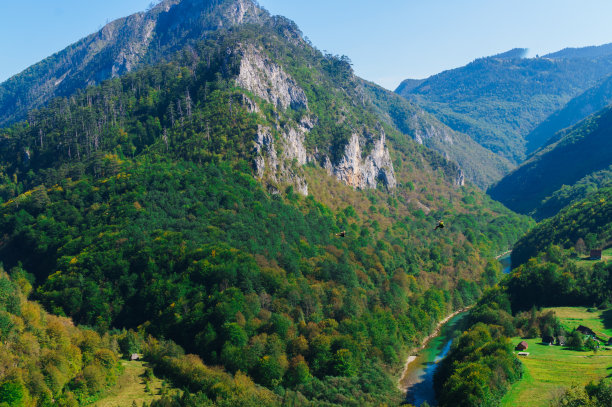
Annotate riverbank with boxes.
[398,306,472,392]
[495,250,511,259]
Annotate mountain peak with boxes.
[0,0,269,127]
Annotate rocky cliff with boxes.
[240,46,396,193]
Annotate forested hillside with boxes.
[396,47,612,168]
[0,270,122,406]
[0,0,271,128]
[512,188,612,266]
[0,3,533,405]
[489,105,612,220]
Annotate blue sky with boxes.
[3,0,612,90]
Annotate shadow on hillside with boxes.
[602,309,612,331]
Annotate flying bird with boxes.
[336,230,346,237]
[434,220,444,231]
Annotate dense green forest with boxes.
[0,269,122,406]
[489,105,612,220]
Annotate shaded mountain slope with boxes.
[363,79,513,188]
[489,105,612,219]
[525,73,612,155]
[512,187,612,266]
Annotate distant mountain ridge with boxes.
[544,42,612,59]
[396,46,612,177]
[525,73,612,155]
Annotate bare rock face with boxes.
[253,126,278,178]
[237,46,308,110]
[252,123,310,195]
[334,131,396,190]
[454,170,466,186]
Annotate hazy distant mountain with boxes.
[543,43,612,59]
[525,73,612,155]
[0,0,266,127]
[489,104,612,219]
[395,78,425,94]
[396,45,612,168]
[490,48,528,59]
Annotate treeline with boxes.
[507,246,612,311]
[433,288,523,407]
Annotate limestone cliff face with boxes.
[240,46,396,193]
[333,132,396,190]
[237,46,308,110]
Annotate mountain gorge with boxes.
[0,1,533,405]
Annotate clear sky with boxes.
[3,0,612,90]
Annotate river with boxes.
[400,312,468,406]
[499,252,512,274]
[399,255,510,405]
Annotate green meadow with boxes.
[501,307,612,407]
[93,360,176,407]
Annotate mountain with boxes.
[488,104,612,220]
[396,45,612,169]
[0,0,266,127]
[0,1,533,405]
[525,73,612,155]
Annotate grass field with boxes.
[573,247,612,267]
[501,308,612,407]
[93,360,175,407]
[543,306,612,339]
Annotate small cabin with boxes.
[577,325,596,337]
[556,336,566,346]
[589,249,602,260]
[542,335,555,345]
[515,341,528,351]
[130,353,140,361]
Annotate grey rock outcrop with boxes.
[333,131,396,190]
[237,46,308,110]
